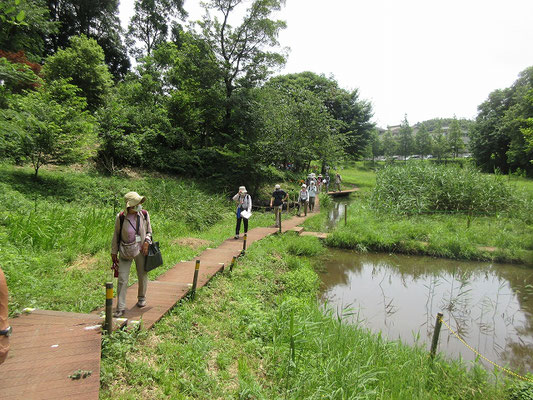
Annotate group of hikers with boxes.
[0,171,345,356]
[109,172,344,316]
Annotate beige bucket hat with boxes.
[124,191,146,209]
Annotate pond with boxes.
[319,250,533,374]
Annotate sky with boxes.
[119,0,533,128]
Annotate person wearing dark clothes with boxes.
[270,184,288,227]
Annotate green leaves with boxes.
[0,79,97,176]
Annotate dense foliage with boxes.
[470,67,533,176]
[0,0,375,190]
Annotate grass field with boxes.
[303,162,533,264]
[4,162,532,398]
[100,234,510,400]
[0,164,285,315]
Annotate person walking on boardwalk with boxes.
[308,180,317,212]
[335,171,342,192]
[111,192,153,317]
[0,267,10,364]
[324,172,330,193]
[298,184,309,217]
[233,186,252,239]
[317,174,323,192]
[270,184,288,228]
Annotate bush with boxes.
[371,162,518,215]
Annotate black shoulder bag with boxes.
[143,212,163,272]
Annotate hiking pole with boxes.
[105,282,113,334]
[191,260,200,301]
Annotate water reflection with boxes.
[326,200,349,230]
[319,250,533,374]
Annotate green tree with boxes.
[126,0,186,59]
[197,0,287,141]
[471,66,533,175]
[0,0,57,61]
[45,0,130,78]
[0,80,97,176]
[42,35,113,111]
[266,72,374,161]
[415,123,432,159]
[448,116,464,158]
[382,129,397,158]
[366,129,382,162]
[398,114,414,160]
[432,121,449,161]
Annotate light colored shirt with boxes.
[232,193,252,212]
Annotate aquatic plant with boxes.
[371,162,520,215]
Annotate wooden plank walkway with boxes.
[327,188,358,197]
[1,201,320,399]
[0,310,103,400]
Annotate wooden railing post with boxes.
[105,282,113,334]
[191,260,200,300]
[430,312,444,359]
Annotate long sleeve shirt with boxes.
[232,193,252,212]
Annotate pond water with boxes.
[319,250,533,374]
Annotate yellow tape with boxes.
[438,316,533,383]
[106,288,113,299]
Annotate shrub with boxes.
[371,162,518,215]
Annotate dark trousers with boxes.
[236,217,248,235]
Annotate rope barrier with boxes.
[438,315,533,383]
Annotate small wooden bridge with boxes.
[327,188,358,197]
[0,204,319,399]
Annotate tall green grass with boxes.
[0,164,279,314]
[371,162,521,216]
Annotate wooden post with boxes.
[105,282,113,334]
[430,312,444,359]
[345,203,348,226]
[191,260,200,300]
[230,256,236,272]
[279,208,282,234]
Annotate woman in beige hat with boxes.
[111,192,153,317]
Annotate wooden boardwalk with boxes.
[327,188,358,197]
[1,203,319,399]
